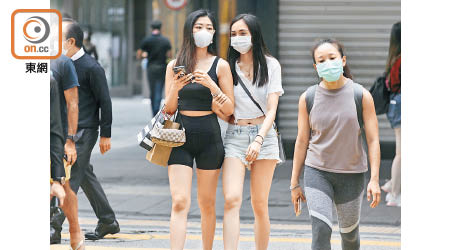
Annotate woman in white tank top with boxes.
[221,14,284,250]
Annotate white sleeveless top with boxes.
[233,56,284,120]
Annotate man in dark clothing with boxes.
[50,74,67,204]
[51,18,119,240]
[137,20,172,116]
[50,54,80,245]
[51,55,79,166]
[50,74,85,249]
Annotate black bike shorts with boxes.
[168,113,224,170]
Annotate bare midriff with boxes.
[235,115,265,126]
[180,110,214,117]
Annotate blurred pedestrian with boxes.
[290,39,381,250]
[137,20,172,116]
[50,73,85,250]
[49,51,79,244]
[163,9,234,250]
[50,73,67,210]
[382,21,401,207]
[221,14,284,250]
[83,26,98,60]
[51,18,120,241]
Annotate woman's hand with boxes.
[245,140,262,163]
[193,70,216,91]
[291,186,306,215]
[367,180,381,208]
[212,92,228,109]
[172,71,193,92]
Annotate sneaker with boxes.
[387,193,401,207]
[381,180,392,193]
[385,192,393,203]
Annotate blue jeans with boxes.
[387,93,401,128]
[147,64,165,116]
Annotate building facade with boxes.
[51,0,401,152]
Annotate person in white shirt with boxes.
[221,14,284,250]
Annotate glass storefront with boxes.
[51,0,129,88]
[50,0,232,95]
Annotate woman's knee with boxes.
[311,217,332,250]
[172,195,190,213]
[251,197,269,217]
[224,193,242,211]
[198,196,216,214]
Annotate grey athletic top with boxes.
[305,79,368,173]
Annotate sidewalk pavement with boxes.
[79,145,400,226]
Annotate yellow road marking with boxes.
[76,218,401,234]
[51,247,171,250]
[61,233,151,240]
[65,233,399,247]
[152,234,400,247]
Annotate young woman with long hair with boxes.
[222,14,284,250]
[290,39,381,250]
[163,9,234,250]
[381,21,401,207]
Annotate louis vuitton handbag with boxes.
[144,107,186,167]
[150,120,186,147]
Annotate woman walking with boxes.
[381,21,401,207]
[222,14,284,250]
[290,39,381,250]
[163,9,234,250]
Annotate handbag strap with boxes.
[237,75,279,130]
[237,76,265,116]
[161,105,185,129]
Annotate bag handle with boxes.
[160,105,184,129]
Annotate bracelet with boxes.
[254,140,263,146]
[256,134,264,142]
[211,89,222,97]
[289,184,300,191]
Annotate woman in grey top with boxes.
[290,39,381,250]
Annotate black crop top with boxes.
[178,56,220,111]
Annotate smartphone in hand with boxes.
[296,198,302,217]
[173,66,186,79]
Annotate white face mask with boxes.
[231,35,252,54]
[193,29,214,48]
[62,39,69,56]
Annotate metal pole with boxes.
[174,10,178,55]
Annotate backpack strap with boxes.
[305,85,317,115]
[352,83,364,130]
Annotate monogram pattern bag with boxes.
[236,76,286,164]
[137,107,185,150]
[150,124,186,147]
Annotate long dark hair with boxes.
[385,22,401,74]
[175,9,217,73]
[227,14,270,87]
[311,38,353,80]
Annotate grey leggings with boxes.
[304,166,365,250]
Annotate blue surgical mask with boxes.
[316,59,344,82]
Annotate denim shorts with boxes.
[224,123,281,170]
[387,93,401,129]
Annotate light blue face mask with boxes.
[316,59,344,82]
